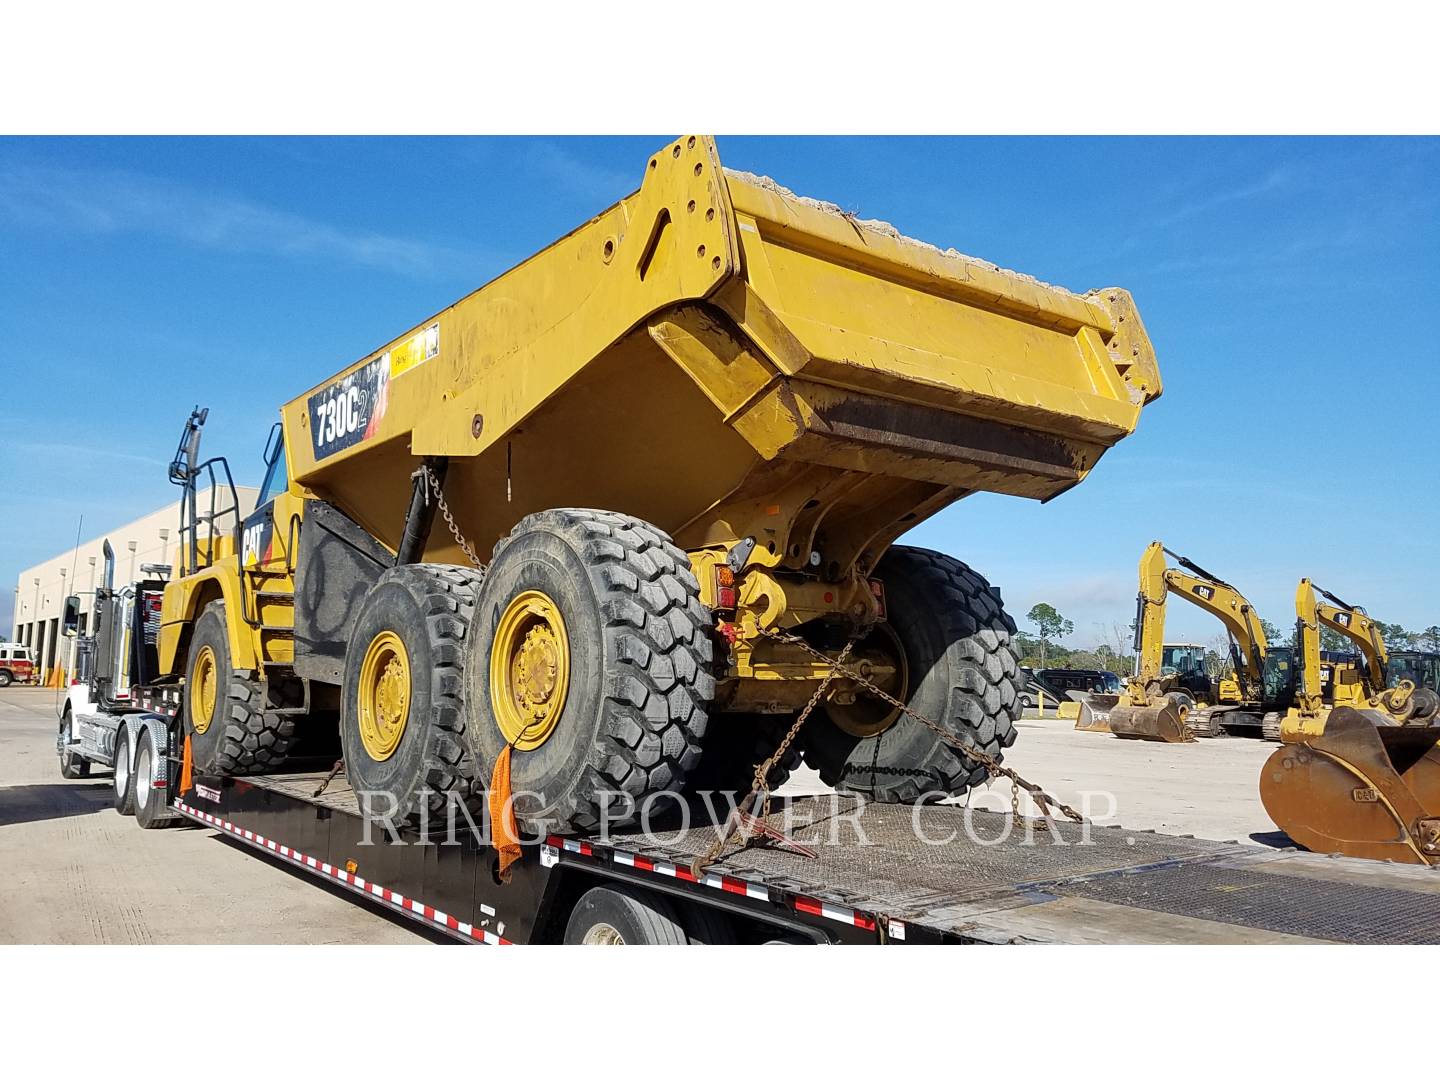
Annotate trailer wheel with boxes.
[134,726,180,829]
[467,509,712,833]
[341,564,486,830]
[803,547,1021,802]
[113,732,136,816]
[563,885,689,945]
[185,601,295,775]
[59,707,91,779]
[682,903,738,945]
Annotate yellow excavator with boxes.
[1259,579,1440,865]
[1077,542,1275,742]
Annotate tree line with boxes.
[1018,603,1440,675]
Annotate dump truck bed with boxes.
[278,136,1160,569]
[175,773,1440,944]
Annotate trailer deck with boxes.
[173,770,1440,944]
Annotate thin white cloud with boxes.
[10,441,167,468]
[524,140,635,204]
[0,163,461,275]
[1151,168,1291,228]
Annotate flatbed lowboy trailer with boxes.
[166,764,1440,945]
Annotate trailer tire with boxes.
[185,602,295,775]
[341,564,486,830]
[803,547,1021,802]
[113,732,136,816]
[683,903,738,945]
[59,707,91,779]
[564,884,689,945]
[134,726,180,829]
[467,509,712,834]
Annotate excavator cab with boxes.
[1259,580,1440,865]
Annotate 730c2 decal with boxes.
[307,323,439,461]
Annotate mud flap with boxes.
[1259,706,1440,865]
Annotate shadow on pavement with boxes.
[0,782,114,828]
[211,833,456,944]
[1249,830,1296,849]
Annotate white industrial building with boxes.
[11,488,258,680]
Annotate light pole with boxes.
[58,568,69,678]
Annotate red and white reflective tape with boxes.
[544,835,893,937]
[547,836,771,902]
[174,801,511,945]
[792,895,878,933]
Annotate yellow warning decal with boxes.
[389,323,440,379]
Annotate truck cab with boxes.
[0,642,36,686]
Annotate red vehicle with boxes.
[0,642,36,686]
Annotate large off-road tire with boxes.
[59,708,91,779]
[134,725,181,829]
[686,716,801,800]
[184,602,294,775]
[341,564,485,831]
[467,509,712,834]
[113,732,136,816]
[564,885,688,945]
[802,547,1021,802]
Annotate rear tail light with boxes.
[868,578,887,620]
[713,565,737,612]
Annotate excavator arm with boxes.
[1294,578,1424,718]
[1128,541,1269,703]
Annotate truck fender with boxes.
[160,564,258,676]
[135,714,175,795]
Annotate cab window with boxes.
[258,442,288,505]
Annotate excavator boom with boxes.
[1097,541,1269,743]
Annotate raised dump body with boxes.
[283,138,1159,571]
[162,136,1163,835]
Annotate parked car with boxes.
[0,642,37,686]
[1036,667,1123,698]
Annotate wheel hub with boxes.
[192,645,218,735]
[358,631,411,761]
[824,624,909,738]
[492,591,571,751]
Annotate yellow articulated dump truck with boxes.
[156,136,1162,833]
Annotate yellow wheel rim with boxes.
[491,590,570,751]
[192,645,218,736]
[825,623,909,738]
[358,630,411,762]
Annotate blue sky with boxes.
[2,136,1436,646]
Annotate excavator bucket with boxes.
[1107,694,1194,743]
[1259,707,1440,865]
[1068,692,1117,733]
